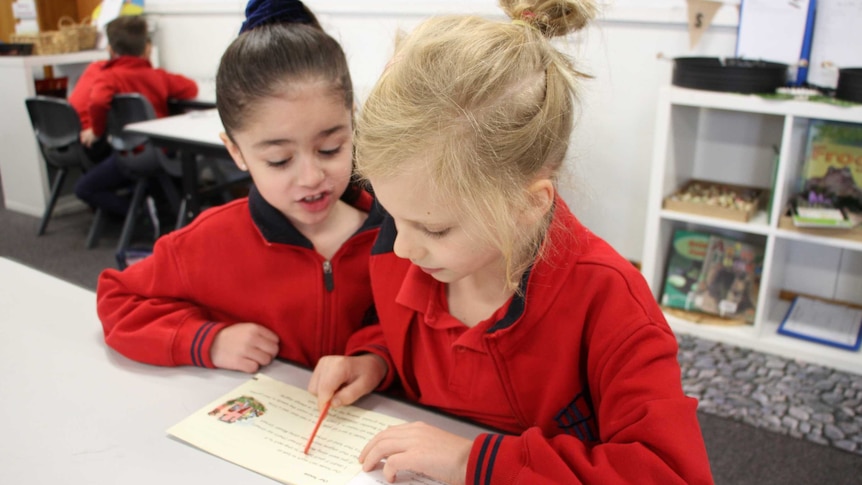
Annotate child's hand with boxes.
[79,128,96,147]
[359,422,471,485]
[307,354,387,411]
[210,323,279,373]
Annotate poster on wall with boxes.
[95,0,146,30]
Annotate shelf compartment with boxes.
[759,299,862,376]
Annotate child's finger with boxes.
[331,379,370,408]
[254,337,279,358]
[255,325,280,342]
[246,347,275,367]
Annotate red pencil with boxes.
[303,400,332,454]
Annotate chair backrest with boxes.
[24,96,87,169]
[106,93,158,152]
[107,93,171,176]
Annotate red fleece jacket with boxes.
[352,198,714,485]
[97,187,382,369]
[69,56,197,135]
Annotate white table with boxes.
[124,108,231,225]
[0,50,107,217]
[0,257,486,484]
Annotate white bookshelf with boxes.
[642,86,862,376]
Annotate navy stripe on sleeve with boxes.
[473,434,494,485]
[484,435,504,485]
[190,321,217,367]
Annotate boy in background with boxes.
[69,15,198,220]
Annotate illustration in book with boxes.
[208,395,266,423]
[687,235,764,323]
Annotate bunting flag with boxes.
[687,0,724,49]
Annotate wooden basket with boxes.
[59,15,98,51]
[10,29,77,55]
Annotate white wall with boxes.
[144,1,741,262]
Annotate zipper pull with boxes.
[322,260,334,292]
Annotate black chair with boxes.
[101,93,182,269]
[24,96,93,236]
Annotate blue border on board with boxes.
[795,0,818,86]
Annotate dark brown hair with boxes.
[216,22,353,138]
[105,16,149,57]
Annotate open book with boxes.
[168,373,446,485]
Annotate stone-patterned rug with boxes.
[677,334,862,455]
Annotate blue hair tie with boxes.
[239,0,315,34]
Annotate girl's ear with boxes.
[517,178,554,228]
[527,178,555,218]
[219,132,248,171]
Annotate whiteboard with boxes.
[807,0,862,88]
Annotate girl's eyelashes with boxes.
[262,145,342,167]
[319,146,342,156]
[266,159,290,168]
[423,227,450,238]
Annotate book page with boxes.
[168,374,445,485]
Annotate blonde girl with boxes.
[309,1,714,483]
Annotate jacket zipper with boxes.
[320,260,334,358]
[322,260,334,292]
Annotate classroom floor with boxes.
[678,334,862,455]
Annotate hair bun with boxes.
[500,0,597,37]
[240,0,316,33]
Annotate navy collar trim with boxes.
[248,185,382,247]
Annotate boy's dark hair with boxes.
[106,16,149,57]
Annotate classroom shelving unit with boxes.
[641,86,862,376]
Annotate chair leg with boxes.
[115,179,148,268]
[37,167,68,236]
[175,198,188,231]
[86,208,105,249]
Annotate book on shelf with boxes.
[790,205,856,229]
[778,296,862,351]
[167,373,447,485]
[660,229,712,312]
[687,234,764,324]
[791,120,862,226]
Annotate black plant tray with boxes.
[0,43,34,56]
[672,57,788,94]
[837,68,862,104]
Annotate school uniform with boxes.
[68,60,108,131]
[84,56,198,137]
[67,60,113,163]
[97,186,383,369]
[353,197,714,485]
[70,56,198,217]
